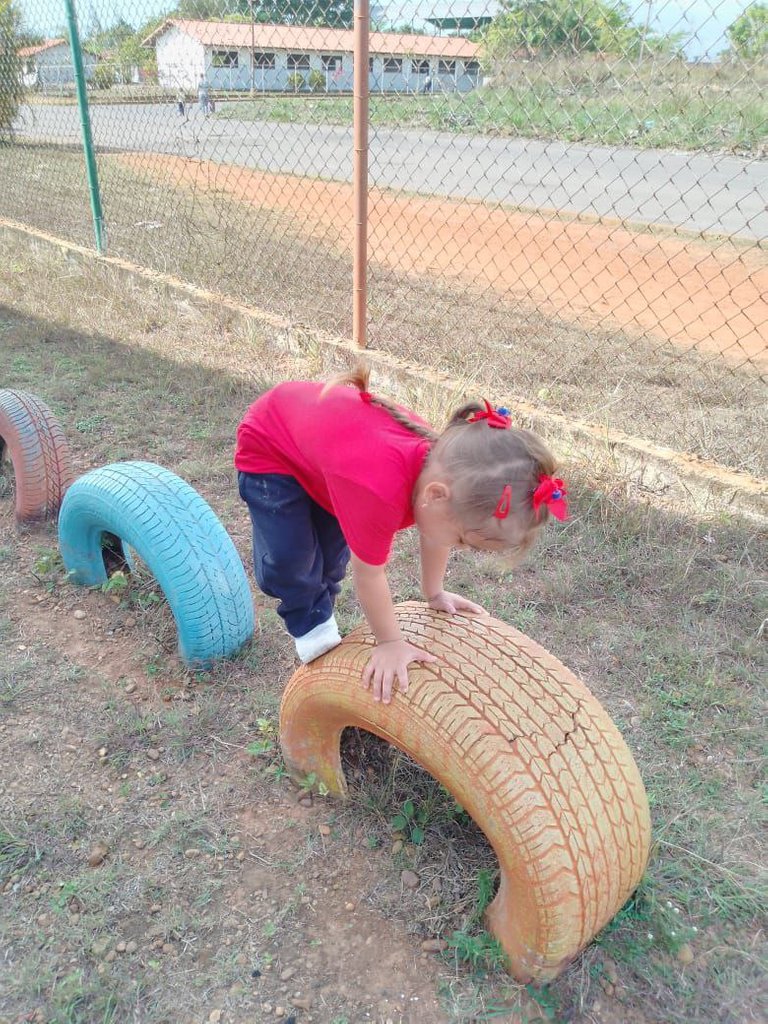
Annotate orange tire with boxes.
[279,602,651,982]
[0,389,73,523]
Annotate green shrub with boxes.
[309,69,326,92]
[287,71,305,91]
[92,62,114,90]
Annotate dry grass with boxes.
[0,236,766,1023]
[1,141,765,478]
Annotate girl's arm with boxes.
[420,534,452,601]
[352,555,437,704]
[419,535,486,615]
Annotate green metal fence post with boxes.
[63,0,105,254]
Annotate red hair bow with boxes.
[467,400,511,429]
[533,475,568,521]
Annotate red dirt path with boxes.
[119,154,768,371]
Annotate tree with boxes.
[0,0,23,140]
[727,3,767,61]
[483,0,680,60]
[174,0,354,29]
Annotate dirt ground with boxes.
[119,154,768,372]
[1,242,766,1024]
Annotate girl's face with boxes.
[413,479,512,553]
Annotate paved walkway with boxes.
[16,101,768,241]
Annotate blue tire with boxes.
[58,461,254,667]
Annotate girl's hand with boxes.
[427,590,486,616]
[361,640,437,704]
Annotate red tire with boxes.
[0,389,73,522]
[280,603,651,982]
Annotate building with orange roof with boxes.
[143,18,481,94]
[18,38,97,90]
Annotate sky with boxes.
[19,0,757,60]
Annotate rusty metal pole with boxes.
[352,0,369,348]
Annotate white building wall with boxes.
[30,43,97,88]
[156,27,205,90]
[154,27,479,94]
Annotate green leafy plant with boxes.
[101,570,129,596]
[296,770,329,797]
[391,797,430,845]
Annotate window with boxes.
[464,60,481,74]
[412,59,430,75]
[368,56,375,72]
[383,57,402,73]
[438,59,457,75]
[321,54,341,71]
[287,53,310,70]
[212,49,239,69]
[253,52,275,69]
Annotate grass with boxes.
[1,147,765,479]
[1,240,765,1022]
[215,56,768,154]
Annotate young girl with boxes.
[235,365,567,704]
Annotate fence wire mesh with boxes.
[1,0,766,476]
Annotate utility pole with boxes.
[248,0,256,95]
[639,0,653,62]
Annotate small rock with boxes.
[146,748,160,761]
[125,682,137,695]
[125,940,137,954]
[344,902,355,911]
[318,824,331,836]
[401,869,420,890]
[292,995,313,1010]
[162,942,175,955]
[421,938,448,953]
[149,903,161,914]
[88,842,109,867]
[677,943,694,965]
[275,1009,285,1019]
[125,616,136,628]
[73,609,86,620]
[116,941,127,953]
[280,967,297,981]
[184,848,201,859]
[208,1011,222,1024]
[391,840,404,855]
[132,838,145,849]
[104,950,117,963]
[91,936,110,957]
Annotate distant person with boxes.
[176,89,185,116]
[423,72,432,94]
[198,75,210,116]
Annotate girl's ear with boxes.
[423,480,451,504]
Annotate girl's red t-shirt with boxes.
[235,382,432,565]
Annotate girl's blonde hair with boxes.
[324,362,559,550]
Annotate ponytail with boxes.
[323,360,438,442]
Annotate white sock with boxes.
[294,615,342,663]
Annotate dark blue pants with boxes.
[238,472,350,638]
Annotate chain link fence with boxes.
[1,0,766,476]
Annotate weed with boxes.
[32,547,65,590]
[295,771,329,798]
[391,798,430,846]
[0,827,41,881]
[446,929,507,972]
